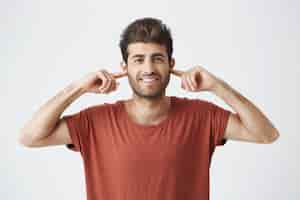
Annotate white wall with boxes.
[2,0,299,199]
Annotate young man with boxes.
[19,17,279,200]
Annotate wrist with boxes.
[65,81,86,97]
[210,78,224,94]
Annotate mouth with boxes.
[139,76,160,85]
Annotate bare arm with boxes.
[212,79,280,143]
[18,82,85,147]
[18,69,127,147]
[171,65,280,144]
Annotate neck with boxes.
[125,94,171,125]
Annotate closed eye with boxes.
[154,57,164,62]
[134,59,143,63]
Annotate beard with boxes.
[127,72,170,100]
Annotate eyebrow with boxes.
[130,53,166,59]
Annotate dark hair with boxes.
[119,17,173,64]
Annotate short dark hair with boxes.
[119,17,173,64]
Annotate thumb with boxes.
[170,68,184,77]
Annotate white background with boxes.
[2,0,299,199]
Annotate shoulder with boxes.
[81,99,123,116]
[172,96,212,112]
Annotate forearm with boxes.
[19,81,85,144]
[211,78,279,141]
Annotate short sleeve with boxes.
[208,102,232,148]
[61,108,92,155]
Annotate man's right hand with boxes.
[78,68,128,94]
[18,66,127,147]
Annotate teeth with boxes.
[143,78,156,82]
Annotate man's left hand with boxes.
[170,65,220,92]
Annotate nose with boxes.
[140,59,159,79]
[143,59,155,73]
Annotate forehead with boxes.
[127,42,168,58]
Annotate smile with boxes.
[139,77,160,85]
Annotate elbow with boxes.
[262,129,280,144]
[18,131,35,148]
[18,133,30,147]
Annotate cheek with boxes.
[161,68,171,78]
[127,71,138,82]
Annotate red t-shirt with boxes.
[62,96,231,200]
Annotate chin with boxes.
[134,88,165,99]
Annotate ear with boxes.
[120,61,128,72]
[170,58,175,70]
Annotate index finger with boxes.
[170,69,184,77]
[112,70,127,79]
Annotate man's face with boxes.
[124,42,174,99]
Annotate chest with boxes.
[104,142,199,178]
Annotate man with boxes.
[19,17,279,200]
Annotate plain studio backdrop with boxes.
[1,0,299,199]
